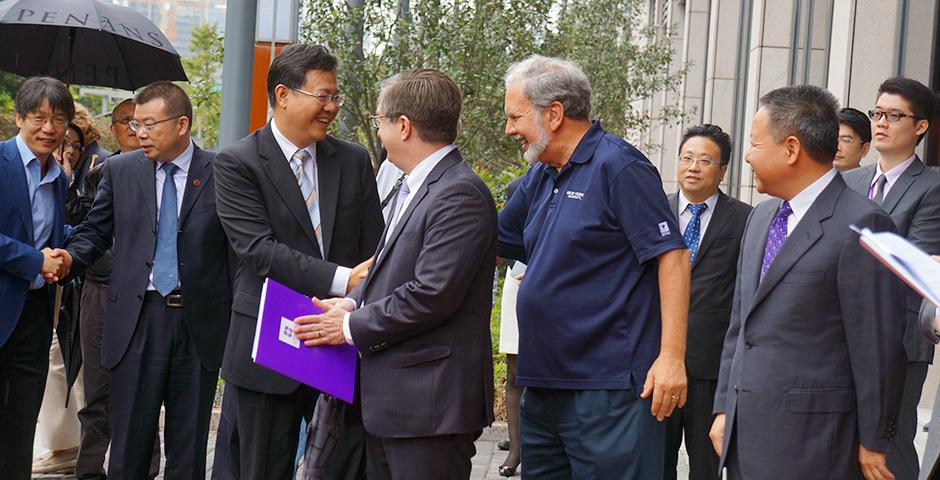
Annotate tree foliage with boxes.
[182,22,223,149]
[301,0,687,180]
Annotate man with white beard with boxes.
[496,55,690,478]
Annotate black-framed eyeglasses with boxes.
[868,109,918,123]
[678,155,719,167]
[289,87,345,107]
[62,140,83,151]
[129,115,183,133]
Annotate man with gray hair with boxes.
[709,85,906,480]
[497,54,690,478]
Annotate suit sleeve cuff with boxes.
[342,311,355,345]
[330,266,351,297]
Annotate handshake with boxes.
[41,248,73,284]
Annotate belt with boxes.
[144,290,184,308]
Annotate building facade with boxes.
[642,0,939,204]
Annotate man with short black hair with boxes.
[214,43,382,478]
[843,76,940,479]
[0,75,73,480]
[58,81,233,479]
[835,107,871,171]
[664,124,750,480]
[710,85,906,480]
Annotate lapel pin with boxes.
[193,179,201,187]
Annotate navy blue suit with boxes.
[0,135,68,479]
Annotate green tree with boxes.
[301,0,687,179]
[182,22,223,148]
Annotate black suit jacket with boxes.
[65,146,233,370]
[714,175,905,477]
[214,123,383,394]
[668,190,751,380]
[843,158,940,363]
[348,150,496,438]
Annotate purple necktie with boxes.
[760,201,792,280]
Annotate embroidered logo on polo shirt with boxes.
[658,222,671,237]
[566,190,584,200]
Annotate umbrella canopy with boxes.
[0,0,187,90]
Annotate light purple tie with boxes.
[760,201,792,280]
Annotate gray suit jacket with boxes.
[844,158,940,362]
[918,302,940,479]
[348,149,497,438]
[714,174,906,478]
[668,190,751,380]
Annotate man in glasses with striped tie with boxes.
[212,43,383,479]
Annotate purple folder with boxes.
[251,278,357,403]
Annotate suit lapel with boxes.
[368,151,462,280]
[316,140,339,259]
[136,155,157,231]
[258,125,319,248]
[692,191,733,271]
[178,147,212,227]
[881,157,923,214]
[746,177,841,317]
[2,139,33,241]
[848,164,876,197]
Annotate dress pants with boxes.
[365,431,480,480]
[36,328,84,451]
[211,381,240,480]
[889,361,929,480]
[234,383,319,479]
[0,289,53,479]
[664,377,719,480]
[520,387,664,479]
[108,293,218,479]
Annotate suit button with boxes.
[745,340,754,349]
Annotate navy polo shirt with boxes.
[497,121,686,390]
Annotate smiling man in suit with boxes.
[213,43,383,478]
[664,124,751,480]
[58,81,232,479]
[709,85,906,480]
[294,68,496,480]
[0,76,73,480]
[842,77,940,480]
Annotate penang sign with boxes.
[11,8,173,51]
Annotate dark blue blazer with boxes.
[0,136,67,347]
[65,146,232,370]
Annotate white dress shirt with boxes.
[786,168,838,236]
[678,190,719,237]
[270,119,350,297]
[147,141,193,291]
[342,144,457,345]
[870,153,917,200]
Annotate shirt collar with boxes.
[16,133,61,181]
[537,120,604,176]
[679,190,719,214]
[788,168,837,219]
[873,153,917,188]
[271,118,317,164]
[162,140,194,175]
[404,144,456,194]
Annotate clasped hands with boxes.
[294,256,374,347]
[41,248,72,283]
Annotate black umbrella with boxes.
[0,0,187,90]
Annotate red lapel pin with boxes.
[193,179,201,187]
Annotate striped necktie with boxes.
[291,148,323,257]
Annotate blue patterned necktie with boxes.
[683,203,708,264]
[291,148,323,257]
[760,201,793,280]
[152,162,179,296]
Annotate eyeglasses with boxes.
[678,155,719,167]
[290,87,344,107]
[838,135,864,145]
[112,117,132,126]
[25,114,67,129]
[129,115,183,133]
[370,115,387,128]
[62,141,83,151]
[868,109,918,123]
